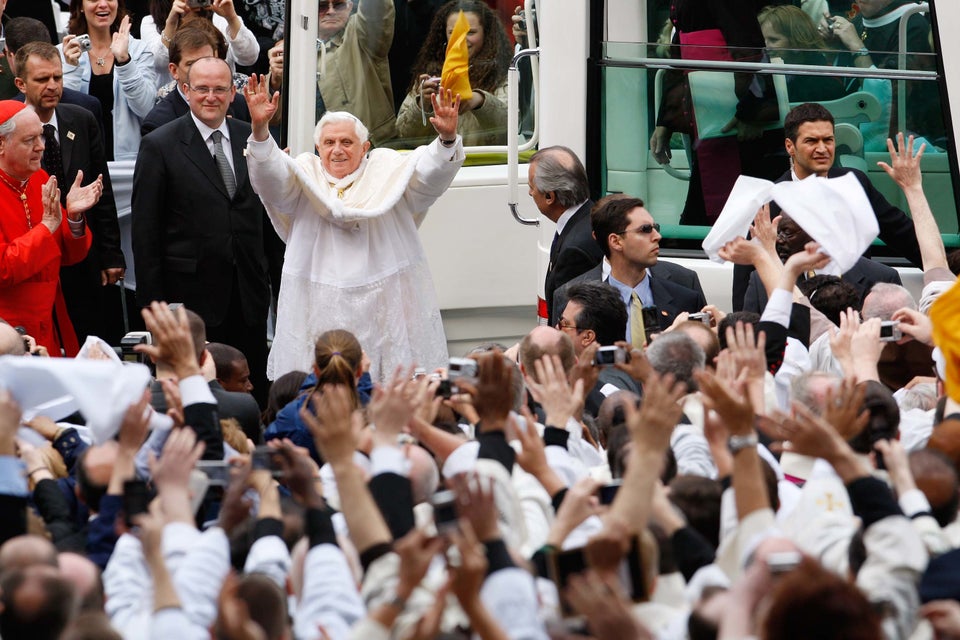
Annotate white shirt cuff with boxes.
[761,288,793,327]
[899,488,933,517]
[67,215,86,238]
[179,375,216,407]
[369,446,410,477]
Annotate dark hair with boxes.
[407,0,512,94]
[564,282,628,346]
[910,448,960,528]
[947,249,960,276]
[762,557,881,640]
[668,475,723,549]
[206,342,246,380]
[606,425,631,479]
[69,0,128,35]
[234,574,289,640]
[757,5,828,53]
[847,381,899,454]
[717,312,760,350]
[0,567,76,640]
[150,0,213,34]
[784,102,835,141]
[14,42,60,82]
[168,25,222,66]
[76,449,108,513]
[797,275,861,326]
[529,146,590,209]
[590,195,645,258]
[262,370,309,426]
[314,329,362,406]
[6,17,53,52]
[184,309,207,364]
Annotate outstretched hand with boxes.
[877,132,925,191]
[245,74,280,141]
[65,170,104,219]
[429,87,460,141]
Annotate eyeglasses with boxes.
[188,85,232,96]
[556,319,581,332]
[319,1,349,14]
[617,223,661,236]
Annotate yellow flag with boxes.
[441,10,473,102]
[931,278,960,402]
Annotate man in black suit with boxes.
[574,196,706,344]
[732,102,921,310]
[140,26,251,136]
[133,56,270,407]
[15,42,125,344]
[5,17,105,138]
[742,213,903,314]
[529,146,603,326]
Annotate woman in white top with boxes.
[140,0,259,90]
[61,0,157,161]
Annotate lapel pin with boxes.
[66,131,76,140]
[661,310,668,316]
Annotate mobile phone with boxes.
[593,345,628,367]
[598,480,622,505]
[547,536,647,617]
[431,489,459,535]
[251,446,284,478]
[122,479,149,527]
[196,460,231,486]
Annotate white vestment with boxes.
[246,135,465,381]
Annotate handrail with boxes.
[898,3,929,134]
[508,46,541,226]
[598,55,938,82]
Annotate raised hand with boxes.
[828,307,859,375]
[624,372,686,452]
[245,74,280,141]
[718,237,763,266]
[65,170,103,219]
[526,354,583,428]
[782,241,831,278]
[429,87,460,141]
[750,204,780,259]
[41,175,62,234]
[300,384,361,466]
[877,132,925,192]
[110,15,132,64]
[137,302,201,379]
[891,307,933,345]
[455,351,513,432]
[697,367,754,437]
[822,378,869,442]
[368,366,423,445]
[450,472,500,542]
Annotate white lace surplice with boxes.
[246,135,465,382]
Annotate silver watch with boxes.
[728,433,758,455]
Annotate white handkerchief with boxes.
[702,175,774,263]
[770,173,879,273]
[0,356,152,444]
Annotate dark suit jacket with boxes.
[14,89,105,145]
[732,166,921,310]
[553,261,707,332]
[132,115,269,329]
[545,200,604,325]
[742,257,902,314]
[140,88,252,137]
[49,104,125,342]
[552,259,706,327]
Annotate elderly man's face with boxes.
[317,121,369,180]
[0,110,45,181]
[317,0,352,40]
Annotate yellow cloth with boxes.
[631,292,646,349]
[931,278,960,402]
[441,10,473,101]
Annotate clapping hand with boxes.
[65,170,104,220]
[41,175,62,234]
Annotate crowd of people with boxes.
[4,0,960,639]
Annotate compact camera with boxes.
[76,34,92,52]
[119,331,152,364]
[447,357,478,380]
[688,311,712,325]
[593,345,629,367]
[879,320,902,342]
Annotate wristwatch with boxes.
[853,47,871,58]
[728,433,758,455]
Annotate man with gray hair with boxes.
[245,76,464,382]
[528,146,601,326]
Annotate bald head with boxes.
[518,326,576,382]
[0,535,57,573]
[57,553,104,613]
[0,322,25,355]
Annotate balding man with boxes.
[529,146,602,326]
[0,100,102,355]
[133,57,270,406]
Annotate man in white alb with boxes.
[244,74,464,381]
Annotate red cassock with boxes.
[0,169,91,356]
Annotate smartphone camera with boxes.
[431,489,459,535]
[598,480,622,505]
[879,320,902,342]
[122,479,150,527]
[251,446,284,478]
[593,345,629,367]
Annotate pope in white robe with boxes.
[244,75,465,381]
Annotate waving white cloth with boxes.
[0,356,151,444]
[770,172,879,273]
[702,176,774,262]
[247,134,465,381]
